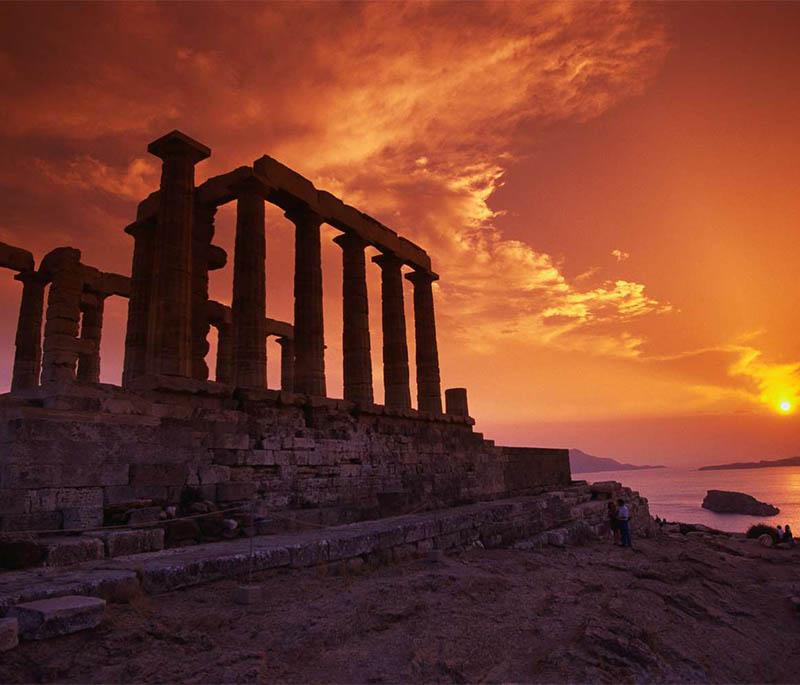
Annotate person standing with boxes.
[608,499,621,544]
[617,498,632,548]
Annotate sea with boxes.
[575,465,800,533]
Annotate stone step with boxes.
[9,595,105,640]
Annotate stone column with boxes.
[232,179,267,388]
[191,204,216,381]
[333,233,373,405]
[445,387,469,417]
[41,248,84,384]
[77,294,105,383]
[372,252,411,410]
[405,270,442,414]
[215,321,233,384]
[145,131,210,377]
[11,272,45,391]
[123,220,154,386]
[276,336,295,392]
[287,206,325,396]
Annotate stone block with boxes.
[198,464,230,484]
[0,539,44,570]
[42,536,105,566]
[28,487,104,512]
[0,511,62,533]
[126,506,163,525]
[88,528,164,557]
[164,518,200,545]
[61,506,103,530]
[216,481,256,502]
[0,617,18,652]
[129,463,188,486]
[209,433,250,450]
[10,595,106,640]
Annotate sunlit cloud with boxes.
[611,249,630,262]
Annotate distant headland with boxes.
[569,449,665,474]
[699,455,800,472]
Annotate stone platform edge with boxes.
[0,483,642,612]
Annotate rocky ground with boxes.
[1,531,799,684]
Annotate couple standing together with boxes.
[608,499,632,548]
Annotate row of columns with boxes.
[127,131,443,413]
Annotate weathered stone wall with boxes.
[0,380,570,533]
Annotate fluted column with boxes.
[145,131,210,377]
[333,233,373,405]
[11,271,45,391]
[123,220,154,386]
[372,252,411,410]
[191,204,216,381]
[232,180,267,388]
[276,336,295,392]
[405,270,442,413]
[287,206,325,396]
[77,294,105,383]
[41,248,83,384]
[215,321,233,384]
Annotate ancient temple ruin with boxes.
[0,130,569,536]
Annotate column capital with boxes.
[230,175,267,198]
[371,251,404,270]
[147,130,210,164]
[13,270,47,285]
[333,232,369,251]
[276,335,293,347]
[404,269,439,285]
[284,204,322,227]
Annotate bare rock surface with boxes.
[1,534,798,682]
[9,595,105,640]
[702,489,780,516]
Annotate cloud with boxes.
[611,249,630,262]
[34,156,159,200]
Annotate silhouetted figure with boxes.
[608,500,621,544]
[776,525,784,542]
[617,498,632,548]
[782,524,794,545]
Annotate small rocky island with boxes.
[702,490,780,516]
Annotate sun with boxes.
[778,400,792,414]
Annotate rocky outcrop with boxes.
[701,490,779,516]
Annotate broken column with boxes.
[145,131,210,377]
[40,248,84,384]
[405,269,442,414]
[76,293,105,383]
[445,387,469,417]
[232,178,267,388]
[122,219,155,386]
[334,232,373,405]
[190,204,217,381]
[287,206,325,396]
[276,336,295,392]
[11,271,45,391]
[372,252,411,410]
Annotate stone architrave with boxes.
[287,206,325,396]
[372,252,411,410]
[232,178,267,388]
[77,294,105,383]
[11,271,45,391]
[145,131,210,378]
[405,269,442,413]
[333,232,373,405]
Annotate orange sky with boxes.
[0,1,798,466]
